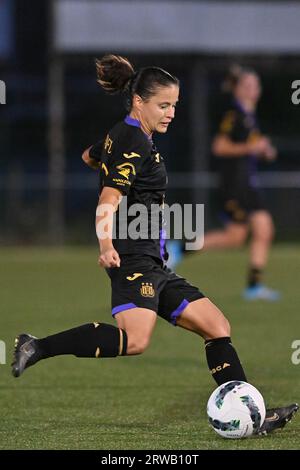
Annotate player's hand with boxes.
[98,248,121,268]
[247,137,270,155]
[263,144,277,162]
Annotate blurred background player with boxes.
[169,66,280,301]
[204,66,280,301]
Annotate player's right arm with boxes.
[212,135,252,157]
[96,187,123,268]
[82,139,105,170]
[95,128,149,268]
[82,146,101,170]
[212,111,269,158]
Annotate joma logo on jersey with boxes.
[116,163,136,179]
[123,152,141,159]
[104,134,113,153]
[211,363,230,375]
[140,282,155,298]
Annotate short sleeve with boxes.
[103,138,149,195]
[218,110,237,137]
[89,140,104,162]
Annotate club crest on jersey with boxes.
[140,282,155,298]
[116,163,136,179]
[104,134,113,153]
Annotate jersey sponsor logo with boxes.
[112,178,131,186]
[140,282,155,298]
[123,152,141,159]
[104,134,113,154]
[126,273,143,281]
[116,162,136,180]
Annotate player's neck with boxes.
[129,112,153,138]
[238,98,256,113]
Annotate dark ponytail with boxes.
[96,54,179,111]
[95,54,135,94]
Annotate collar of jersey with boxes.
[125,115,141,128]
[233,99,255,118]
[124,115,153,141]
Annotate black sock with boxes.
[37,323,128,359]
[248,266,262,288]
[205,337,247,386]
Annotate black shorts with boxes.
[220,188,266,224]
[106,255,205,325]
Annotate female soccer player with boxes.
[12,55,297,434]
[202,66,280,301]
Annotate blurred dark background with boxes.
[1,0,300,245]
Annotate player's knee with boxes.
[212,315,231,339]
[254,223,274,243]
[127,335,151,355]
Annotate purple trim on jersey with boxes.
[170,299,189,325]
[159,228,167,260]
[124,115,153,141]
[124,115,141,128]
[112,302,137,316]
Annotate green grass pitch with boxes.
[0,245,299,449]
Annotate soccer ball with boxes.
[207,381,266,439]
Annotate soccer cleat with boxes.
[258,403,299,435]
[243,284,281,302]
[11,333,41,378]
